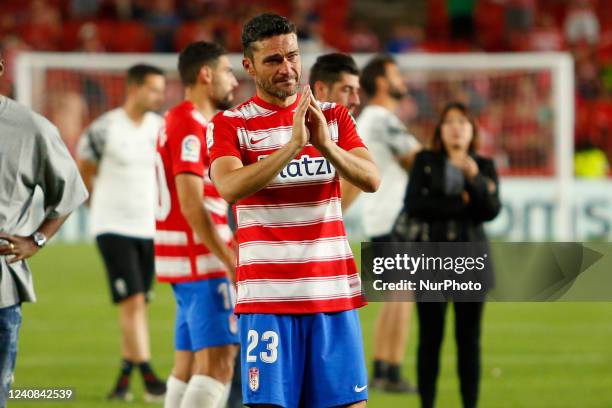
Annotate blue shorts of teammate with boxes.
[172,277,239,351]
[239,309,368,408]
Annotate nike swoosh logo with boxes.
[249,135,273,145]
[354,385,367,392]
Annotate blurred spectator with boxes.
[574,142,609,177]
[348,20,380,52]
[69,0,101,19]
[527,11,564,51]
[20,0,62,50]
[565,0,600,46]
[47,91,89,156]
[145,0,180,52]
[504,0,536,49]
[447,0,476,44]
[78,23,107,53]
[0,35,31,97]
[386,25,424,53]
[292,0,327,53]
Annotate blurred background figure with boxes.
[358,54,421,394]
[402,102,500,408]
[76,64,167,402]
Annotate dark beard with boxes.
[389,86,405,100]
[215,96,234,111]
[256,77,298,99]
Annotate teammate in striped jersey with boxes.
[155,42,239,408]
[309,52,363,211]
[209,14,380,407]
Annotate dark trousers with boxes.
[417,302,484,408]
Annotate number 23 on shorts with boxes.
[246,330,279,364]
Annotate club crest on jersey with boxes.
[181,135,200,162]
[249,367,259,391]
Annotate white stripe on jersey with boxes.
[238,237,352,266]
[195,254,226,275]
[236,198,342,228]
[204,196,229,217]
[156,254,226,277]
[193,223,233,244]
[155,230,188,246]
[237,273,361,303]
[237,121,340,152]
[223,102,275,120]
[155,256,191,277]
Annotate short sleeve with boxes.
[76,120,107,163]
[209,111,242,163]
[166,114,206,177]
[334,105,366,151]
[382,115,419,156]
[36,120,89,218]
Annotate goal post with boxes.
[14,51,574,241]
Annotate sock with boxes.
[121,359,134,376]
[164,376,188,408]
[215,382,231,408]
[387,364,401,383]
[138,361,154,376]
[114,359,133,390]
[179,375,225,408]
[373,360,388,380]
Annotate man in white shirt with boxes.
[76,64,166,402]
[358,54,421,393]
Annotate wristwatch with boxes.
[32,232,47,248]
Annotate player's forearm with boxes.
[340,179,362,212]
[181,203,234,271]
[37,215,70,240]
[319,144,380,193]
[215,140,303,203]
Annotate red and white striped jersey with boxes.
[155,101,232,283]
[209,94,366,314]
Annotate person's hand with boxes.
[462,156,479,180]
[0,233,40,264]
[450,156,478,180]
[306,92,333,153]
[224,246,237,283]
[461,190,471,204]
[289,85,312,152]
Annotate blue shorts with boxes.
[172,278,239,352]
[239,309,368,408]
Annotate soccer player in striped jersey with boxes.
[309,52,363,211]
[155,42,239,408]
[209,14,380,408]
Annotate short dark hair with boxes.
[309,53,359,88]
[178,41,226,86]
[242,13,296,59]
[359,54,396,97]
[126,64,164,86]
[432,101,480,154]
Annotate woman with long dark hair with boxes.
[402,102,501,408]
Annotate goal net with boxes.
[15,52,574,241]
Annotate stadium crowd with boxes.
[0,0,610,173]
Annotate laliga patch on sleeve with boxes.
[206,123,215,150]
[181,135,201,162]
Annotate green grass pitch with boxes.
[9,243,612,407]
